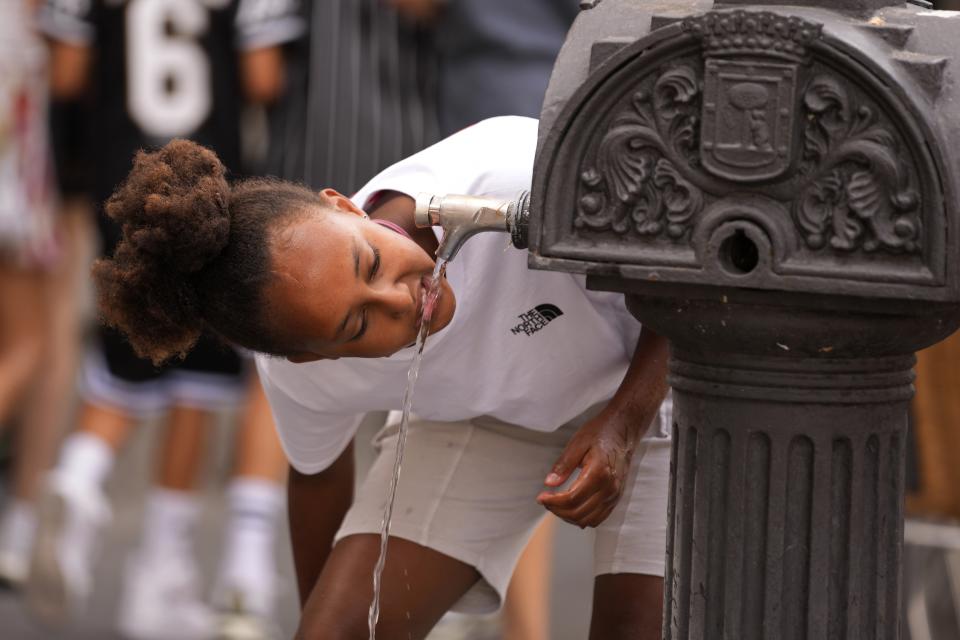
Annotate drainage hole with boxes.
[719,229,759,275]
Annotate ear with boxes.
[320,188,366,218]
[286,351,339,364]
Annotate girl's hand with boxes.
[537,327,670,528]
[537,414,635,529]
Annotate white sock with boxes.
[0,499,37,558]
[57,432,115,489]
[216,477,284,610]
[139,489,202,562]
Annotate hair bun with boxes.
[94,140,234,364]
[106,139,231,274]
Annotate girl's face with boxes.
[267,191,456,361]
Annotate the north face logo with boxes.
[510,304,564,336]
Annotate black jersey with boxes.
[38,0,304,206]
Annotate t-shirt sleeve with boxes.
[581,281,643,357]
[256,358,363,475]
[351,116,539,209]
[36,0,96,46]
[234,0,306,51]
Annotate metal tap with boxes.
[414,191,530,262]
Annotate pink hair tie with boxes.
[372,218,413,239]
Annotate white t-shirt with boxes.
[257,116,644,474]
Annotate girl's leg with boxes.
[299,533,481,640]
[502,516,556,640]
[299,416,572,639]
[589,574,664,640]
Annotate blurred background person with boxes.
[0,0,63,591]
[389,0,579,136]
[211,377,289,640]
[27,1,303,638]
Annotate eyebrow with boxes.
[352,238,361,279]
[366,239,379,275]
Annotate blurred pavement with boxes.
[0,414,595,639]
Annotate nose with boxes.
[370,280,415,317]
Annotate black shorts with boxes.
[49,100,94,199]
[81,326,247,415]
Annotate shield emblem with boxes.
[701,58,800,183]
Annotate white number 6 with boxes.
[126,0,211,138]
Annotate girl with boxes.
[96,116,671,640]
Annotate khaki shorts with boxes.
[335,408,671,614]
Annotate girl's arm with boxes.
[287,441,355,605]
[538,327,670,527]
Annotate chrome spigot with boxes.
[414,191,530,262]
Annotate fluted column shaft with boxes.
[664,350,912,640]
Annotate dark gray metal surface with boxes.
[663,351,910,639]
[533,3,957,306]
[529,0,960,637]
[721,0,905,13]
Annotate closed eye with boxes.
[350,308,368,342]
[369,243,381,280]
[348,243,380,343]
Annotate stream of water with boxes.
[367,258,449,640]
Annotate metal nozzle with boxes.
[414,191,530,262]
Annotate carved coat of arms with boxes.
[694,12,819,182]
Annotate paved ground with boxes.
[0,414,595,640]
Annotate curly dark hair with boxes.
[93,139,320,364]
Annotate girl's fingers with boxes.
[545,492,608,527]
[580,503,618,529]
[539,459,621,512]
[544,436,591,487]
[538,462,604,507]
[554,496,618,529]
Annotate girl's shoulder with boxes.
[353,117,539,211]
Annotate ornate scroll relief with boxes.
[574,10,923,256]
[796,75,921,253]
[575,66,705,238]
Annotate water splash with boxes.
[368,258,448,639]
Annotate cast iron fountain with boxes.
[524,0,960,637]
